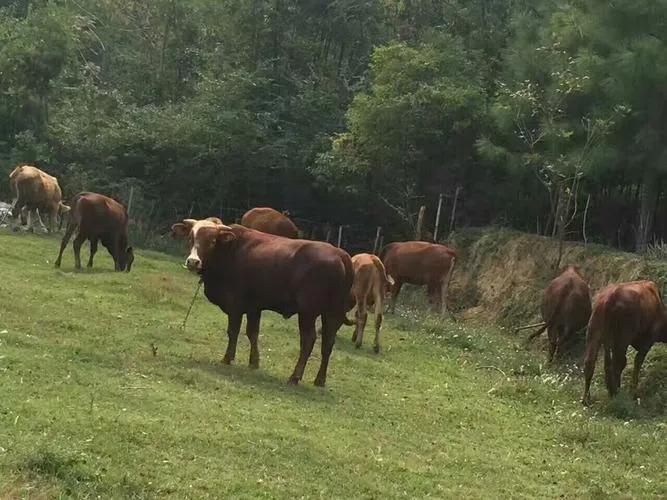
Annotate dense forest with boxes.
[1,0,666,253]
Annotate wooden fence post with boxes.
[415,205,426,240]
[127,186,135,217]
[433,193,444,242]
[448,186,461,237]
[337,225,343,248]
[583,193,591,246]
[373,226,382,254]
[325,224,332,243]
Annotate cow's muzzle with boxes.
[186,257,202,273]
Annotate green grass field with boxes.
[0,231,665,498]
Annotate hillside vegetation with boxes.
[0,230,666,498]
[451,227,667,324]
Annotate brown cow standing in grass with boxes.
[582,280,667,405]
[171,219,353,387]
[9,165,70,232]
[55,192,134,272]
[526,265,592,362]
[240,207,299,238]
[350,253,394,353]
[380,241,456,316]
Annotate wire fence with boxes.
[123,192,396,256]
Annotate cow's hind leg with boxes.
[246,311,261,369]
[314,313,341,387]
[582,324,602,405]
[373,299,383,354]
[55,222,77,268]
[547,326,558,363]
[72,233,86,270]
[288,314,317,385]
[440,277,451,317]
[35,209,48,233]
[222,313,242,365]
[354,302,367,349]
[631,344,650,399]
[87,237,99,268]
[609,345,627,397]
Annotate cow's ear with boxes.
[171,223,190,238]
[216,228,237,246]
[386,274,395,286]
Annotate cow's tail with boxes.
[527,280,572,343]
[338,253,356,326]
[63,193,86,231]
[372,254,394,287]
[582,298,606,404]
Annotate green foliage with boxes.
[1,0,667,248]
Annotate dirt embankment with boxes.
[448,227,667,325]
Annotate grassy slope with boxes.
[0,232,665,499]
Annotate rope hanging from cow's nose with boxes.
[182,278,203,332]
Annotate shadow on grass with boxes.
[180,357,338,403]
[54,266,121,275]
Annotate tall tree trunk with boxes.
[636,170,659,253]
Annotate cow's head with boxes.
[116,246,134,272]
[171,217,233,273]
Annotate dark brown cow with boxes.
[171,219,353,386]
[240,207,299,238]
[526,265,592,361]
[55,192,134,272]
[350,253,394,353]
[582,280,667,405]
[380,241,456,316]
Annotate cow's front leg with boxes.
[222,313,242,364]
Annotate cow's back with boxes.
[542,268,591,330]
[11,166,62,208]
[74,192,128,236]
[592,281,664,344]
[352,253,389,306]
[381,241,455,285]
[241,207,298,238]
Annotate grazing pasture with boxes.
[0,232,665,498]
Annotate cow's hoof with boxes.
[249,360,259,370]
[313,377,326,387]
[373,345,380,354]
[287,377,300,385]
[222,355,234,365]
[355,343,362,349]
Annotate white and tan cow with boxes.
[172,217,224,271]
[9,165,70,232]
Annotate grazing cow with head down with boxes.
[350,253,394,353]
[526,265,592,361]
[240,207,299,239]
[9,165,70,232]
[582,280,667,405]
[55,192,134,272]
[171,219,353,386]
[380,241,456,316]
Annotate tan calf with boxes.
[350,253,394,353]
